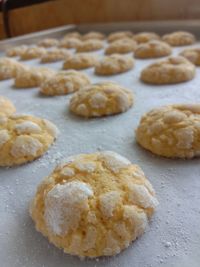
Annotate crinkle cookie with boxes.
[63,53,98,70]
[69,81,133,117]
[37,38,59,48]
[105,38,137,55]
[133,32,160,43]
[0,96,16,116]
[95,54,134,75]
[0,58,24,80]
[14,67,55,88]
[179,48,200,66]
[0,114,58,166]
[136,104,200,158]
[134,40,172,59]
[59,38,82,49]
[6,45,28,57]
[82,31,106,40]
[40,70,90,96]
[20,46,46,60]
[76,40,104,52]
[63,31,82,40]
[40,48,71,63]
[162,31,196,46]
[30,151,158,258]
[107,31,134,43]
[140,56,195,84]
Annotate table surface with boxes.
[0,31,200,267]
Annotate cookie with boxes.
[105,38,137,55]
[40,70,90,96]
[20,46,46,60]
[179,48,200,66]
[6,45,28,57]
[59,38,82,49]
[134,40,172,59]
[76,40,104,52]
[133,32,160,43]
[30,151,158,258]
[69,81,133,117]
[82,31,105,41]
[140,56,195,84]
[0,114,58,166]
[0,96,16,116]
[63,31,82,40]
[107,31,133,43]
[95,54,134,75]
[136,104,200,158]
[63,53,98,70]
[162,31,196,46]
[14,67,55,88]
[40,48,71,63]
[37,38,59,48]
[0,58,24,80]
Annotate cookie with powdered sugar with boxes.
[0,114,58,166]
[30,151,158,258]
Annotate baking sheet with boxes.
[0,21,200,267]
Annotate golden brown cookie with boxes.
[0,58,24,80]
[162,31,196,46]
[40,48,71,63]
[62,31,82,40]
[133,32,160,43]
[179,48,200,66]
[105,38,137,55]
[136,104,200,158]
[107,31,133,43]
[37,38,59,48]
[30,151,158,257]
[20,46,46,60]
[95,54,134,75]
[63,53,98,70]
[14,67,55,88]
[140,56,195,84]
[69,81,133,117]
[134,40,172,59]
[59,38,82,49]
[0,96,16,116]
[40,70,90,96]
[0,114,58,166]
[6,45,28,57]
[82,31,106,40]
[76,40,104,52]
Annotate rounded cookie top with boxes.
[76,40,104,52]
[133,32,160,43]
[40,48,71,63]
[179,48,200,66]
[40,70,90,96]
[63,53,98,70]
[30,151,158,258]
[20,46,46,60]
[59,38,82,49]
[0,114,58,166]
[140,56,195,84]
[37,38,59,48]
[107,31,133,43]
[162,31,196,46]
[62,31,82,40]
[0,58,24,80]
[95,54,134,75]
[134,40,172,59]
[6,45,28,57]
[105,38,137,55]
[0,96,16,116]
[69,81,133,117]
[136,104,200,158]
[14,66,55,88]
[82,31,106,40]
